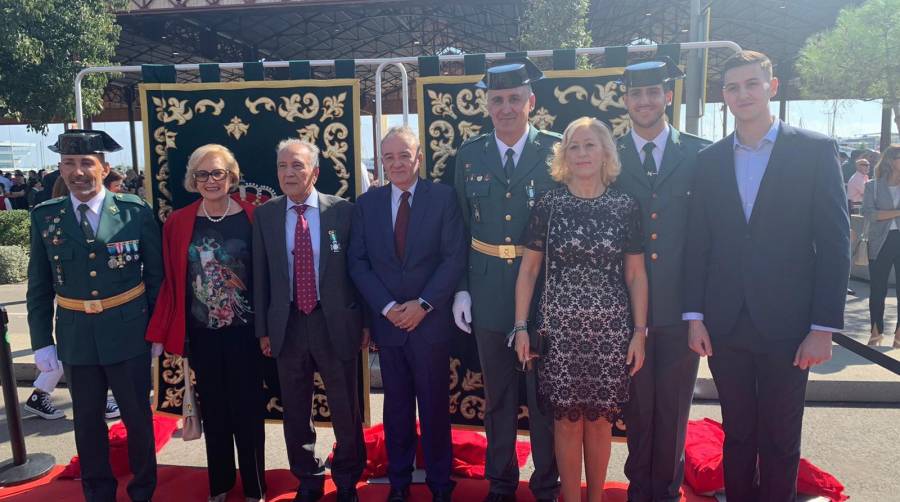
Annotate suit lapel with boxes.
[317,193,331,284]
[482,135,507,187]
[719,133,749,229]
[403,180,429,262]
[379,185,398,263]
[273,196,290,282]
[60,198,90,249]
[618,134,652,189]
[94,191,124,245]
[655,128,685,187]
[509,127,544,189]
[748,122,789,229]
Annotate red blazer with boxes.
[146,196,256,354]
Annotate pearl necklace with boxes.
[202,197,231,223]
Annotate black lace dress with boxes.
[521,186,643,422]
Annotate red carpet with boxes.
[0,465,714,501]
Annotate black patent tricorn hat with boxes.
[476,58,544,90]
[620,57,685,88]
[48,129,122,155]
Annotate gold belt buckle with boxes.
[84,300,104,314]
[498,244,517,259]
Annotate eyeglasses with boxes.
[193,169,228,182]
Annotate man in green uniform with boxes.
[452,59,561,502]
[610,60,710,502]
[27,130,163,502]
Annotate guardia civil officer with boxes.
[27,130,163,502]
[452,59,561,502]
[610,60,710,502]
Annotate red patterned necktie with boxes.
[293,204,318,314]
[394,191,411,260]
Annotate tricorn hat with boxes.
[48,129,122,155]
[476,58,544,90]
[620,57,685,88]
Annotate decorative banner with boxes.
[140,79,369,426]
[417,68,683,437]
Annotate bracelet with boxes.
[513,325,529,334]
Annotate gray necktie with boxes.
[642,142,658,176]
[504,148,515,182]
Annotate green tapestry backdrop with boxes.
[417,67,683,436]
[140,79,369,425]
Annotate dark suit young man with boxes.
[253,140,365,502]
[612,60,709,502]
[349,126,466,502]
[683,50,850,502]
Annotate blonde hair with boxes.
[183,144,241,193]
[550,117,620,185]
[875,144,900,180]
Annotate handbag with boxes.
[180,356,203,441]
[853,221,869,267]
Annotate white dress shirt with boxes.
[285,189,321,300]
[631,124,669,172]
[71,188,107,234]
[495,128,529,168]
[390,179,418,229]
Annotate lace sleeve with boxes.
[624,196,644,254]
[521,191,552,252]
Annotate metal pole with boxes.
[73,42,742,128]
[373,62,410,183]
[685,1,710,134]
[125,86,139,174]
[0,305,55,486]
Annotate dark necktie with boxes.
[395,191,411,260]
[642,142,658,177]
[292,204,317,314]
[77,204,95,243]
[504,148,515,182]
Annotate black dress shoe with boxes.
[432,490,453,502]
[483,493,516,502]
[293,490,324,502]
[337,489,359,502]
[387,486,410,502]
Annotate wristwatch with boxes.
[419,298,434,313]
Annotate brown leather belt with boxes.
[471,238,525,259]
[56,283,146,314]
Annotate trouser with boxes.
[474,328,560,499]
[34,363,64,394]
[869,229,900,333]
[64,353,156,502]
[379,337,453,494]
[189,324,267,499]
[624,322,700,502]
[277,306,365,493]
[707,308,809,502]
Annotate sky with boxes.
[0,98,888,171]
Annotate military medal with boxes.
[328,230,341,253]
[124,241,133,262]
[526,180,536,208]
[106,243,118,269]
[115,242,126,268]
[133,240,140,262]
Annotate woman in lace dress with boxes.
[514,117,648,502]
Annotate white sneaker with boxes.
[105,397,121,419]
[24,389,65,420]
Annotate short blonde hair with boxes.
[183,144,241,193]
[550,117,620,185]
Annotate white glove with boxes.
[452,291,473,333]
[151,342,164,358]
[34,345,60,373]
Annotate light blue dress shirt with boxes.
[285,189,321,300]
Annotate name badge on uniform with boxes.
[328,230,341,253]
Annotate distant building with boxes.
[0,142,35,170]
[838,133,900,153]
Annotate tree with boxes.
[797,0,900,149]
[0,0,126,132]
[518,0,592,52]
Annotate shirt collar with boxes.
[391,178,418,201]
[495,127,530,159]
[286,188,319,211]
[631,123,670,154]
[734,118,780,151]
[70,187,107,215]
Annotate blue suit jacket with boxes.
[683,122,850,342]
[348,180,467,347]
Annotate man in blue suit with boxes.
[349,126,467,502]
[684,50,850,502]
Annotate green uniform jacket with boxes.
[26,191,163,366]
[611,127,711,327]
[454,126,561,333]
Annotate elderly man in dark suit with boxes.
[252,139,366,502]
[684,50,850,502]
[349,126,466,502]
[612,59,710,502]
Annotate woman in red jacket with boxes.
[146,144,265,502]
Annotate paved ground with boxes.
[1,280,899,500]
